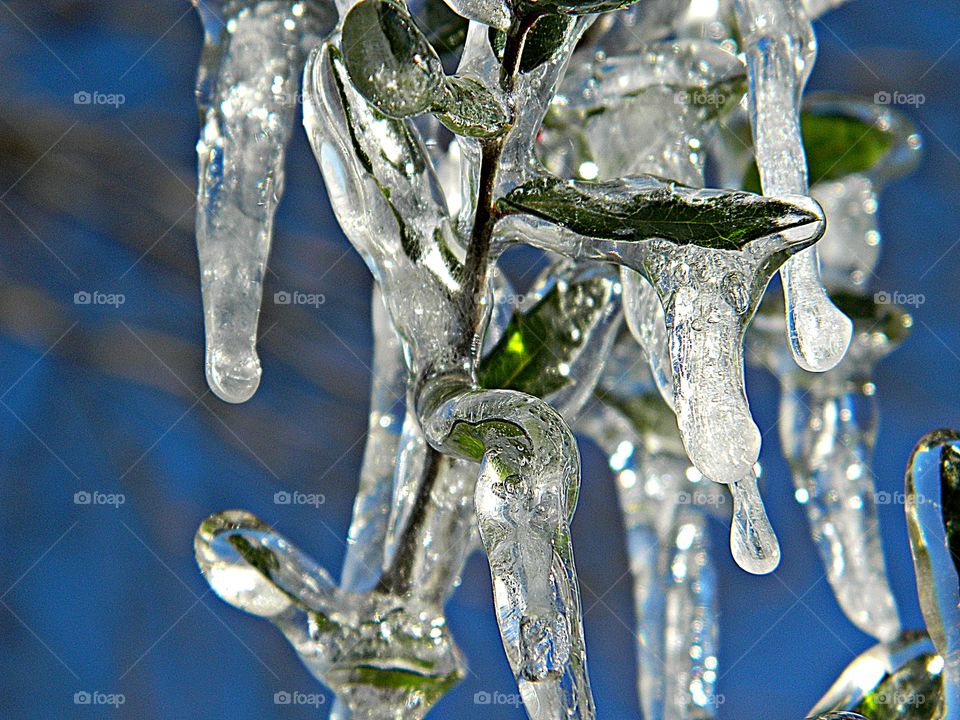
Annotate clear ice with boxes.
[906,430,960,719]
[185,0,927,716]
[580,335,722,720]
[734,0,853,372]
[194,0,334,402]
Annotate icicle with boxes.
[907,430,960,718]
[729,471,780,574]
[193,1,332,402]
[749,300,907,637]
[339,285,407,593]
[579,343,722,720]
[734,0,853,372]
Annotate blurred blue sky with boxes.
[0,1,958,718]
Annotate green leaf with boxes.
[341,0,447,118]
[488,14,573,73]
[435,76,509,137]
[520,0,641,15]
[478,275,612,397]
[594,387,685,454]
[850,651,941,720]
[743,111,894,193]
[498,175,822,251]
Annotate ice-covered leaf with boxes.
[435,76,509,137]
[341,0,447,117]
[440,0,511,31]
[522,0,643,16]
[488,13,574,73]
[744,111,895,194]
[478,274,613,397]
[499,175,822,251]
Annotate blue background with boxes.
[0,1,957,717]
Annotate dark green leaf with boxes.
[478,275,612,397]
[418,0,468,61]
[743,111,894,193]
[520,0,641,15]
[488,14,572,73]
[499,175,822,251]
[435,76,509,137]
[341,0,447,118]
[519,13,573,72]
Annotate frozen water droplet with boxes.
[729,472,780,574]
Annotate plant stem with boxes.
[380,20,538,597]
[376,446,445,596]
[462,13,540,359]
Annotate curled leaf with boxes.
[499,175,823,250]
[341,0,447,117]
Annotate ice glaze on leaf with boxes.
[499,176,823,251]
[436,76,509,137]
[341,0,447,118]
[519,0,642,15]
[744,111,894,193]
[479,275,612,397]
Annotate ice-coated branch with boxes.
[734,0,853,373]
[417,379,596,719]
[194,0,334,403]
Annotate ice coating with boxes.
[547,41,748,410]
[195,511,465,719]
[579,385,721,720]
[808,630,941,717]
[340,286,407,593]
[734,0,853,372]
[751,299,909,636]
[305,37,596,717]
[499,187,824,490]
[419,382,595,719]
[906,430,960,718]
[194,0,333,403]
